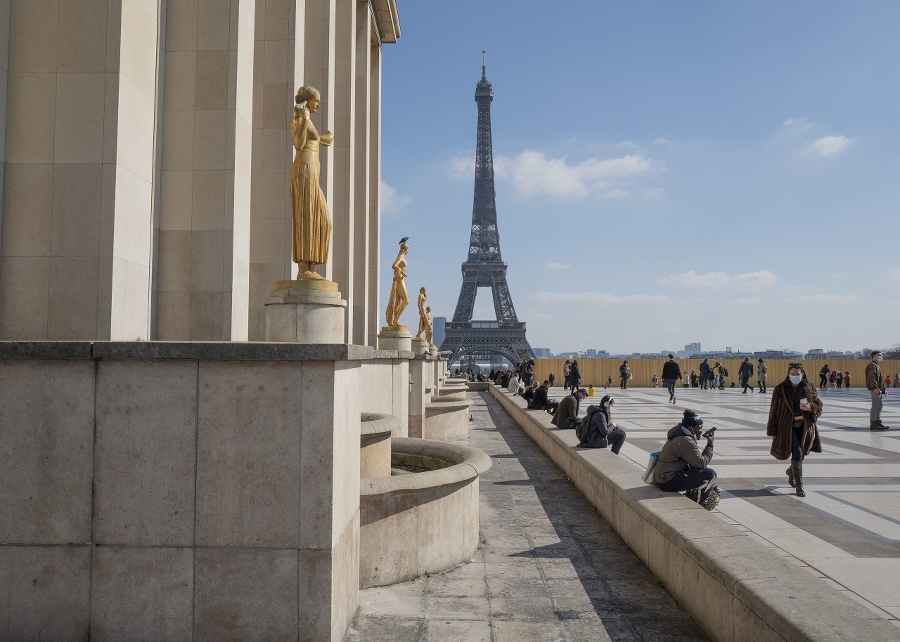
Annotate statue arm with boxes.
[292,107,309,151]
[320,131,334,146]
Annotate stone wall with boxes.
[0,341,410,641]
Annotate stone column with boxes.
[154,0,256,340]
[0,0,162,341]
[366,40,382,347]
[330,0,356,340]
[351,2,373,346]
[247,0,298,341]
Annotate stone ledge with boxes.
[488,384,900,642]
[0,341,411,362]
[0,341,93,359]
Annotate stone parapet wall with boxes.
[0,341,411,641]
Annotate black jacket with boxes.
[662,360,682,381]
[579,406,611,448]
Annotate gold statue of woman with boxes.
[424,306,433,344]
[385,240,410,327]
[415,287,428,338]
[290,86,334,280]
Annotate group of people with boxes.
[817,365,853,389]
[500,351,895,509]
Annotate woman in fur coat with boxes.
[766,363,822,497]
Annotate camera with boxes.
[702,426,717,438]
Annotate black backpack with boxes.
[577,406,602,443]
[722,366,729,377]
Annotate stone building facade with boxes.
[0,0,399,346]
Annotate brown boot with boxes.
[791,460,805,498]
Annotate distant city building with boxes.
[586,349,597,358]
[804,349,854,360]
[432,317,446,348]
[685,342,701,357]
[533,348,552,358]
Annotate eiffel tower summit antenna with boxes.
[440,58,534,368]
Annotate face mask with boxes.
[604,400,612,409]
[789,375,803,385]
[877,355,884,362]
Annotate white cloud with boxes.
[380,180,412,215]
[658,270,778,290]
[492,150,661,199]
[782,118,812,129]
[448,154,473,179]
[653,137,672,146]
[530,291,669,305]
[802,135,855,158]
[544,262,574,271]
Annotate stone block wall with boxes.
[0,341,393,641]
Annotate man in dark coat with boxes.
[661,354,682,404]
[552,388,586,429]
[739,357,754,394]
[766,363,822,497]
[569,360,582,393]
[699,359,711,390]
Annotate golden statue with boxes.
[424,306,433,344]
[385,239,410,328]
[290,86,334,281]
[415,287,428,338]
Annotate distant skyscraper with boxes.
[433,317,447,348]
[685,342,701,357]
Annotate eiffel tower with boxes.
[441,57,534,368]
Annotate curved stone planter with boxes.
[360,413,404,478]
[423,395,472,441]
[359,438,492,588]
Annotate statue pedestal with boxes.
[377,326,411,352]
[411,338,430,356]
[265,280,346,343]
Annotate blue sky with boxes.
[377,1,900,355]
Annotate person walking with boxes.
[757,358,768,393]
[766,363,823,497]
[662,354,682,404]
[867,350,891,430]
[739,357,754,394]
[569,360,582,394]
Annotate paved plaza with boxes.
[349,392,708,641]
[587,383,900,625]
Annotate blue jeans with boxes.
[658,468,717,505]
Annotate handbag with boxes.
[642,452,660,486]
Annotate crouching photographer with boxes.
[654,409,720,510]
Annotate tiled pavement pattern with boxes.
[587,383,900,625]
[348,392,708,641]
